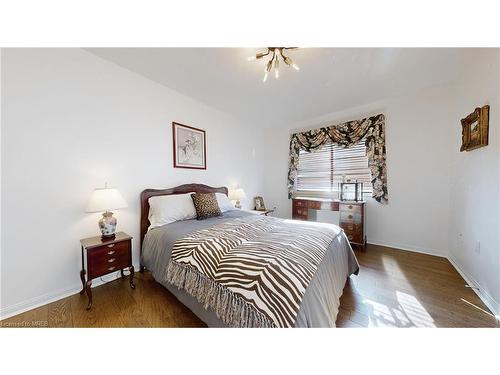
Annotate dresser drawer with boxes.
[339,203,363,214]
[87,240,131,278]
[340,211,362,224]
[292,207,308,220]
[292,205,308,220]
[340,222,362,233]
[344,230,363,244]
[308,201,321,210]
[293,207,308,216]
[292,199,308,209]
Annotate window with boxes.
[296,139,372,197]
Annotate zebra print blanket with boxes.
[165,215,341,328]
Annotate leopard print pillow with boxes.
[191,192,222,220]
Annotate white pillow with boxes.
[216,192,234,212]
[148,193,196,230]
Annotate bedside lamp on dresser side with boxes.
[86,183,128,239]
[229,187,246,209]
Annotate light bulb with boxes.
[275,68,279,78]
[266,59,273,73]
[292,63,300,71]
[247,55,256,61]
[263,71,269,82]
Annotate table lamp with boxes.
[229,187,246,209]
[86,184,128,239]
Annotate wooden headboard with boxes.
[139,183,228,267]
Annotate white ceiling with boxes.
[87,48,467,126]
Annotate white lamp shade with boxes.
[86,187,128,213]
[229,188,246,200]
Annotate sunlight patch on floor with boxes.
[362,299,412,327]
[396,291,435,327]
[381,255,412,287]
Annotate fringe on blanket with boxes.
[166,261,277,328]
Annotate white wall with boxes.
[0,49,264,318]
[263,84,457,256]
[447,49,500,314]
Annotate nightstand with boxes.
[79,231,134,310]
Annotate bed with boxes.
[140,184,359,328]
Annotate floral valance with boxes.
[287,113,388,204]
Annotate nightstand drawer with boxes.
[87,240,131,278]
[89,255,130,278]
[89,240,130,260]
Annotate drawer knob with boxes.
[107,250,115,255]
[348,214,353,219]
[348,205,353,209]
[348,235,353,240]
[108,266,116,271]
[107,244,115,248]
[108,258,116,263]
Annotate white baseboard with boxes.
[0,265,138,321]
[447,255,500,320]
[367,240,447,258]
[0,284,82,320]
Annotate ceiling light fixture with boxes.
[248,47,299,82]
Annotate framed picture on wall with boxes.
[460,105,489,152]
[172,122,206,169]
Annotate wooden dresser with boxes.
[338,201,366,251]
[80,232,135,310]
[292,198,366,251]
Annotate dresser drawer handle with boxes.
[108,258,116,263]
[108,266,116,271]
[107,244,115,248]
[107,250,115,255]
[347,235,353,240]
[348,205,353,209]
[348,214,353,219]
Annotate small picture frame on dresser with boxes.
[254,196,265,211]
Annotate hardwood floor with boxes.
[1,244,498,328]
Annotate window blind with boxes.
[296,139,372,195]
